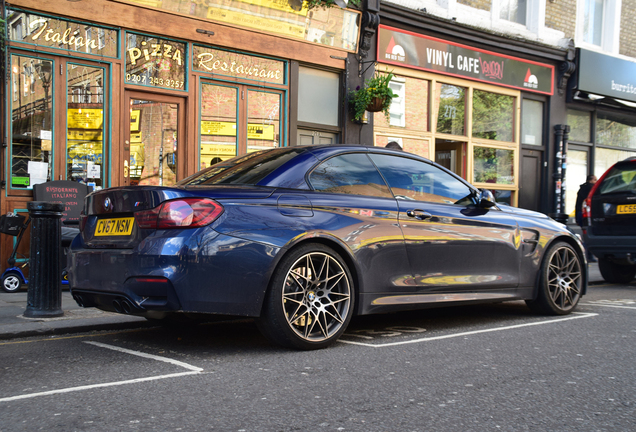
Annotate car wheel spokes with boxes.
[547,247,582,311]
[282,252,351,342]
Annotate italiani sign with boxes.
[378,26,554,95]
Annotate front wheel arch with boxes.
[526,240,584,315]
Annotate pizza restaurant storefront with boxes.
[1,0,359,269]
[372,25,556,207]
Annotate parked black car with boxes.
[68,145,587,349]
[583,156,636,283]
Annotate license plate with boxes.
[617,204,636,214]
[95,217,134,236]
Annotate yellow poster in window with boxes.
[67,109,104,129]
[130,110,141,132]
[201,121,274,140]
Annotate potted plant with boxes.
[349,72,396,122]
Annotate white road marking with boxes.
[582,303,636,310]
[0,372,200,402]
[83,341,203,372]
[0,341,203,403]
[338,312,598,348]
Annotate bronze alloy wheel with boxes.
[527,241,582,315]
[257,243,354,350]
[282,251,352,343]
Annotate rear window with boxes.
[178,148,305,186]
[598,162,636,195]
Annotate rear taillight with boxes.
[134,198,223,229]
[79,213,87,232]
[581,197,591,225]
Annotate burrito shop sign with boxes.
[378,25,554,95]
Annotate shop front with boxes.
[371,24,558,208]
[564,48,636,220]
[371,3,575,213]
[1,0,362,272]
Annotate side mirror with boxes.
[477,189,497,208]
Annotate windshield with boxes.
[598,163,636,195]
[178,148,305,186]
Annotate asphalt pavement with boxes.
[0,262,604,341]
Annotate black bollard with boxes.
[24,202,64,318]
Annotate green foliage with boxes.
[472,90,514,142]
[349,72,396,122]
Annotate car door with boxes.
[369,153,521,293]
[306,152,411,297]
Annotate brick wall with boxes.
[457,0,491,12]
[545,0,576,40]
[619,0,636,58]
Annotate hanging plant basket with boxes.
[366,97,387,113]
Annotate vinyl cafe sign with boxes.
[378,25,554,95]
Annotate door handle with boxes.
[406,209,432,220]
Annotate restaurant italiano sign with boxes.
[378,26,554,95]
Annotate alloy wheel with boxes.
[281,252,351,343]
[546,246,582,312]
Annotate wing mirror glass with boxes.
[477,189,497,208]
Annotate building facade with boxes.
[1,0,635,274]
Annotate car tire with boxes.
[598,258,636,284]
[257,243,354,350]
[2,272,24,293]
[526,241,583,315]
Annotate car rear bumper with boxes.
[586,233,636,262]
[68,230,280,317]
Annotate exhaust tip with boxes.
[121,299,133,314]
[112,299,123,314]
[73,295,84,308]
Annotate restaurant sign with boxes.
[125,33,187,91]
[378,26,554,95]
[193,46,286,85]
[8,9,118,58]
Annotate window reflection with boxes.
[472,90,514,142]
[434,83,465,136]
[10,56,53,189]
[200,84,238,169]
[67,64,105,189]
[473,147,514,185]
[247,90,280,153]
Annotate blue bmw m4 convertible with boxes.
[68,145,587,349]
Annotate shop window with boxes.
[473,146,514,185]
[567,109,592,143]
[389,79,405,127]
[595,147,636,176]
[500,0,527,25]
[67,64,106,189]
[10,55,53,189]
[521,99,543,146]
[200,83,238,169]
[247,90,281,153]
[435,83,466,136]
[472,90,514,142]
[596,112,636,149]
[298,67,339,127]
